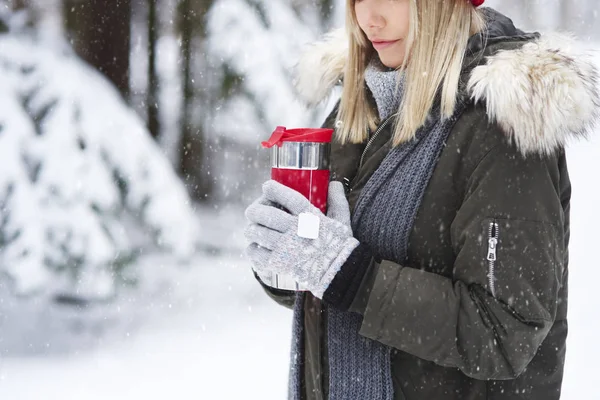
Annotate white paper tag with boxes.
[297,212,320,239]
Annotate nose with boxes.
[365,3,385,29]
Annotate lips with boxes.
[371,39,399,50]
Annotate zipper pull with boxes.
[487,237,497,261]
[487,222,499,261]
[342,177,352,193]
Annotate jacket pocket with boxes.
[480,217,562,321]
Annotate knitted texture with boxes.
[265,223,359,299]
[351,103,465,262]
[326,305,394,400]
[244,180,360,298]
[328,102,466,400]
[322,242,374,310]
[289,79,466,400]
[364,57,404,120]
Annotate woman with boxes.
[244,1,599,399]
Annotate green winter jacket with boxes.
[257,8,598,400]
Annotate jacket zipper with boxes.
[487,221,499,297]
[344,113,398,192]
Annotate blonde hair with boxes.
[337,0,486,146]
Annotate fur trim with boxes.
[468,33,600,156]
[294,29,600,156]
[294,28,347,107]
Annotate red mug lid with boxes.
[261,126,334,148]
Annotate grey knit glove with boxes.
[325,181,353,228]
[244,180,359,298]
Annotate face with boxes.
[354,0,410,69]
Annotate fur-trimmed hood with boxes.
[294,9,600,156]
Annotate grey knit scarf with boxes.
[289,61,465,400]
[364,56,403,120]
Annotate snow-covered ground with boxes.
[0,134,598,400]
[0,203,293,399]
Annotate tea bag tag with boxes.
[297,212,320,239]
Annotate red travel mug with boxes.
[260,126,334,290]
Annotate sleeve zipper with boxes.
[487,221,499,297]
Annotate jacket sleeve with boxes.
[355,130,567,380]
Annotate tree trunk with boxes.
[318,0,334,28]
[11,0,27,10]
[176,0,214,202]
[147,0,159,139]
[63,0,132,99]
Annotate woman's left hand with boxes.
[243,180,360,298]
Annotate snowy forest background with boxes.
[0,0,598,399]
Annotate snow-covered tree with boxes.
[205,0,341,203]
[207,0,326,144]
[485,0,599,39]
[0,15,200,302]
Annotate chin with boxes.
[376,52,403,69]
[380,58,402,69]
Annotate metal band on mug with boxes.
[271,142,331,170]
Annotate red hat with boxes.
[471,0,485,6]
